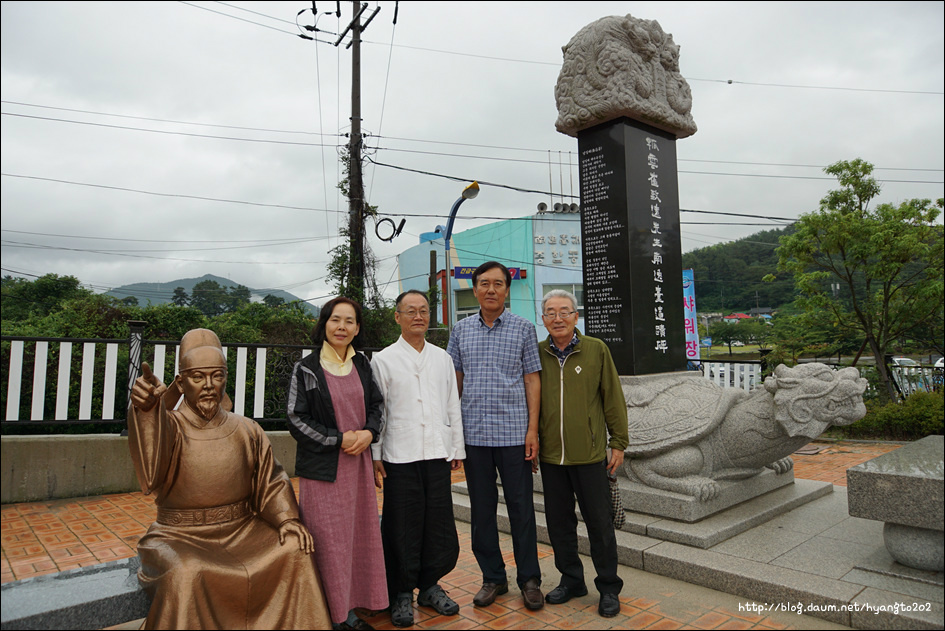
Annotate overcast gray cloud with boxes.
[2,1,942,307]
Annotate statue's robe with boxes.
[128,396,330,630]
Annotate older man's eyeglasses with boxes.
[542,310,577,320]
[397,308,430,319]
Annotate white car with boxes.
[890,357,920,367]
[935,357,944,369]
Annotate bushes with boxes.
[834,390,944,440]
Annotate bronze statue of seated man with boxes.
[128,328,330,629]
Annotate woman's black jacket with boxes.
[286,348,383,482]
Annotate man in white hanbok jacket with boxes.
[371,290,465,628]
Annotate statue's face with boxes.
[179,347,227,420]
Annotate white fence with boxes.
[7,331,936,424]
[700,361,764,391]
[4,332,770,424]
[889,365,941,396]
[4,339,121,421]
[2,333,325,423]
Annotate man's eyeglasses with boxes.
[541,310,577,320]
[397,308,430,319]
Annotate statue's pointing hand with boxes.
[132,362,167,412]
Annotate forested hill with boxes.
[682,226,797,313]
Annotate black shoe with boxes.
[598,592,620,618]
[417,585,459,616]
[389,593,413,628]
[473,581,509,607]
[545,583,588,604]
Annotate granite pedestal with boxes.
[847,435,944,572]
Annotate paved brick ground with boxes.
[1,439,901,629]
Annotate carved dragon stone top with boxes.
[555,14,697,139]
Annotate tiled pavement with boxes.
[1,440,901,629]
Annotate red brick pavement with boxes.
[1,440,900,629]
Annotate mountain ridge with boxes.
[105,273,317,315]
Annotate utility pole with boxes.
[344,1,366,302]
[308,1,382,303]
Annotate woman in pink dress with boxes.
[287,297,388,630]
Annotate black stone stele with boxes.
[578,117,686,375]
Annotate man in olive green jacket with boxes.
[537,290,629,618]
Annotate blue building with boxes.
[396,207,585,333]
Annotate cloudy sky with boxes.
[2,1,942,308]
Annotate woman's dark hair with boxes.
[312,296,364,348]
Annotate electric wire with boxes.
[3,104,939,177]
[179,1,299,37]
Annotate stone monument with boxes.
[556,14,696,375]
[555,15,868,526]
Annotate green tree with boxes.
[738,319,773,350]
[708,321,740,355]
[171,286,190,307]
[773,159,944,399]
[263,294,285,308]
[139,303,206,339]
[227,284,252,312]
[1,274,93,323]
[682,226,797,313]
[767,309,814,365]
[190,280,229,317]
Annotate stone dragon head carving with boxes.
[763,364,868,438]
[555,14,697,138]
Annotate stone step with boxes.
[453,476,833,548]
[451,484,942,630]
[450,490,652,569]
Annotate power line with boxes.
[1,113,341,147]
[367,157,944,192]
[355,41,944,96]
[5,101,941,174]
[178,1,300,37]
[1,173,345,214]
[1,228,329,245]
[687,77,943,96]
[0,239,330,266]
[368,145,944,183]
[1,100,339,137]
[171,0,944,97]
[212,1,297,26]
[0,172,804,224]
[1,236,327,254]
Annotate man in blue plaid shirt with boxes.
[447,261,544,611]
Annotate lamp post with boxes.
[443,181,479,330]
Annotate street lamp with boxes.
[443,181,479,330]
